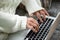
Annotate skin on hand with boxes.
[26,17,39,32]
[33,9,49,22]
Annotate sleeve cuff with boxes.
[20,16,27,30]
[28,7,44,16]
[21,0,44,16]
[13,15,27,32]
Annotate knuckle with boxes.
[30,26,33,29]
[35,24,37,27]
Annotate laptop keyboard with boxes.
[24,18,54,40]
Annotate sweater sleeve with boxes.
[0,12,27,33]
[21,0,44,16]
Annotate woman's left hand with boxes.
[33,9,49,22]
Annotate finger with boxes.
[42,9,49,16]
[28,21,39,31]
[28,25,37,32]
[33,26,39,31]
[31,18,39,26]
[40,11,46,20]
[27,18,38,26]
[27,22,38,33]
[29,21,38,27]
[31,26,38,32]
[36,12,43,22]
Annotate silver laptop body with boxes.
[24,13,60,40]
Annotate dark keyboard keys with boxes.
[24,18,54,40]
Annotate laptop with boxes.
[8,12,60,40]
[24,12,60,40]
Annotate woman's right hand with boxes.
[26,18,39,32]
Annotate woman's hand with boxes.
[26,18,39,32]
[33,9,49,22]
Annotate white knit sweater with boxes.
[0,0,43,40]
